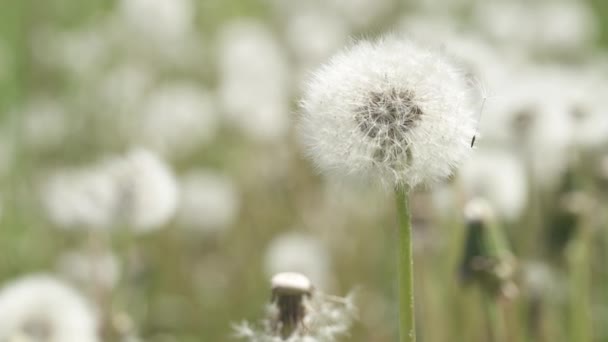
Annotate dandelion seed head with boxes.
[41,167,120,230]
[176,170,240,234]
[264,232,333,291]
[272,273,313,296]
[119,0,194,43]
[137,82,218,157]
[42,149,178,232]
[460,148,527,221]
[0,275,99,342]
[57,249,121,291]
[109,148,179,232]
[217,20,290,142]
[463,197,494,224]
[234,273,356,342]
[299,36,476,188]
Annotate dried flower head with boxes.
[234,272,356,342]
[299,36,476,188]
[460,198,518,299]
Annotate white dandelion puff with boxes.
[217,20,291,142]
[0,275,99,342]
[118,0,194,43]
[234,272,356,342]
[108,148,179,232]
[41,148,178,232]
[56,249,121,291]
[459,147,528,221]
[41,166,121,230]
[299,36,476,188]
[137,82,218,157]
[176,170,240,234]
[264,232,333,291]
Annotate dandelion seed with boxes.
[299,36,476,188]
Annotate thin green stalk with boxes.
[568,229,591,342]
[396,187,416,342]
[484,293,507,342]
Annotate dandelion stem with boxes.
[568,228,591,342]
[483,293,506,342]
[396,187,416,342]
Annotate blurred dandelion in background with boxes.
[0,275,99,342]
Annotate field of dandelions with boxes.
[1,0,608,341]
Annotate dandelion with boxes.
[137,82,218,157]
[217,20,290,142]
[41,166,120,230]
[459,147,528,221]
[264,232,333,291]
[118,0,194,44]
[176,170,240,234]
[108,148,179,232]
[0,275,99,342]
[234,272,356,342]
[299,36,475,189]
[299,36,476,342]
[41,148,178,233]
[460,198,518,299]
[460,198,518,341]
[57,249,121,291]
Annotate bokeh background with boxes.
[1,0,608,341]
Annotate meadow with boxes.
[0,0,608,341]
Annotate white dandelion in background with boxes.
[0,275,99,342]
[459,147,528,221]
[473,0,598,54]
[118,0,194,44]
[326,0,396,29]
[264,232,333,291]
[176,170,240,234]
[41,166,120,230]
[283,9,349,72]
[234,272,356,342]
[21,96,69,151]
[41,148,178,233]
[97,62,153,119]
[300,36,476,188]
[217,19,291,142]
[137,81,218,157]
[57,249,121,291]
[108,148,179,232]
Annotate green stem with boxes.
[396,187,416,342]
[484,293,506,342]
[569,229,591,342]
